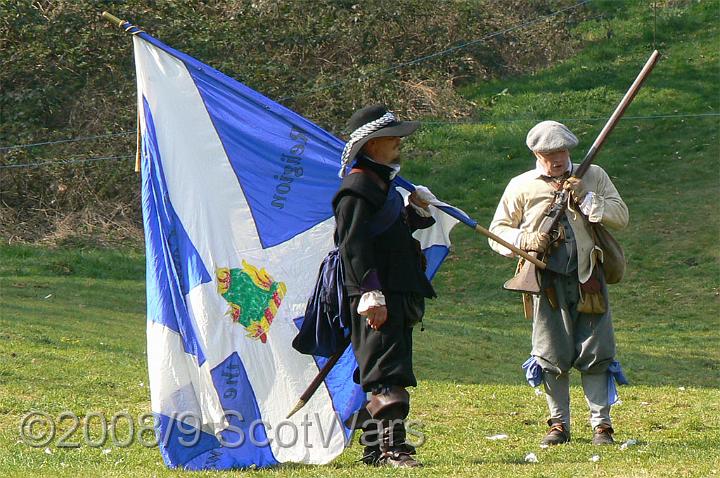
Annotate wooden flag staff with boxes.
[102,11,143,172]
[101,11,124,27]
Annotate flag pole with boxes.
[286,347,346,419]
[102,11,143,172]
[101,11,125,28]
[393,176,546,269]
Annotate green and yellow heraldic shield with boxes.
[216,260,287,343]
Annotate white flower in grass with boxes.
[524,452,538,463]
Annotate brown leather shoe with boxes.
[540,422,570,446]
[592,425,615,445]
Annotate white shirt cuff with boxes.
[357,290,386,315]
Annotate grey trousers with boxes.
[532,271,615,430]
[542,369,611,430]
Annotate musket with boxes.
[504,50,660,294]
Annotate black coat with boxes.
[332,158,436,299]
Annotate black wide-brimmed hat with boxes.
[339,104,420,177]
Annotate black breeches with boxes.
[350,292,419,392]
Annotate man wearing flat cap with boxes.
[488,120,629,446]
[334,104,438,467]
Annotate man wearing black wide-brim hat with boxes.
[333,104,438,467]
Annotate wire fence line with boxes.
[0,132,134,153]
[421,112,720,125]
[2,111,716,155]
[0,155,133,170]
[1,113,717,170]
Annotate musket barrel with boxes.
[505,49,659,294]
[576,50,660,177]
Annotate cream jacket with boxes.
[489,163,629,283]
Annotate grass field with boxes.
[1,1,718,476]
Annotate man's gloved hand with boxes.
[409,185,436,209]
[408,185,436,218]
[563,177,590,202]
[519,231,551,253]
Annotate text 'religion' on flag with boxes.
[131,27,459,470]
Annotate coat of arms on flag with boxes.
[111,13,462,471]
[216,262,287,342]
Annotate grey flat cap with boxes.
[526,120,579,153]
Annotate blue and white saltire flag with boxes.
[131,24,466,470]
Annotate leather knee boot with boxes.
[367,385,420,468]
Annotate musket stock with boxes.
[503,193,566,294]
[503,256,541,294]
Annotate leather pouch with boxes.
[402,293,425,328]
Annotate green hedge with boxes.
[0,0,592,244]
